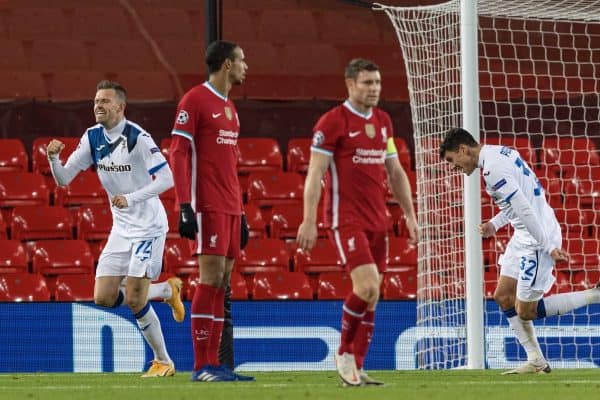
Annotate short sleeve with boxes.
[63,133,93,171]
[171,93,196,141]
[311,110,342,156]
[137,132,168,175]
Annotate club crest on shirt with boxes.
[365,123,376,139]
[224,107,233,121]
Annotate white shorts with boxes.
[96,232,166,281]
[498,239,556,302]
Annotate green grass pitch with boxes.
[1,370,598,400]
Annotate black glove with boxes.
[179,203,198,240]
[240,213,249,249]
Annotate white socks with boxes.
[135,303,172,364]
[507,314,544,361]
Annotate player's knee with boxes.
[125,296,144,313]
[94,296,113,308]
[493,291,515,310]
[515,304,537,320]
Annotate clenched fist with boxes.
[46,139,65,160]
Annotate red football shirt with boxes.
[312,101,395,231]
[170,82,242,215]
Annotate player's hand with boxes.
[405,215,418,244]
[179,203,198,240]
[111,195,128,209]
[240,213,249,250]
[478,222,496,238]
[550,248,569,263]
[296,220,318,251]
[46,139,65,160]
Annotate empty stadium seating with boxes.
[0,240,28,273]
[247,171,304,207]
[294,239,343,274]
[317,272,352,299]
[163,238,197,276]
[237,138,283,174]
[0,273,50,302]
[243,202,267,239]
[270,204,326,239]
[236,238,289,274]
[54,170,107,207]
[0,139,28,172]
[387,237,418,272]
[0,172,50,209]
[286,138,312,174]
[32,137,80,176]
[11,206,72,241]
[54,274,95,301]
[76,205,112,241]
[382,271,417,300]
[252,271,313,300]
[31,240,94,276]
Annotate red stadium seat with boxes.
[294,239,344,274]
[32,136,80,176]
[137,8,194,39]
[30,40,89,72]
[8,8,69,40]
[247,171,304,207]
[0,139,28,172]
[11,206,72,241]
[317,272,352,299]
[257,10,319,44]
[0,212,7,239]
[252,271,313,300]
[163,238,197,276]
[76,205,112,241]
[0,71,47,100]
[237,138,283,174]
[90,40,160,72]
[394,137,412,172]
[236,238,289,274]
[287,138,312,174]
[382,270,417,300]
[114,72,176,101]
[186,270,248,301]
[31,240,94,276]
[563,237,600,272]
[0,40,27,70]
[47,71,107,102]
[387,237,418,272]
[0,172,50,209]
[0,273,50,302]
[270,204,326,240]
[54,170,107,207]
[315,10,380,45]
[54,274,95,301]
[280,44,344,76]
[157,39,205,74]
[243,203,267,239]
[0,240,28,273]
[72,8,137,40]
[222,10,258,42]
[564,177,600,209]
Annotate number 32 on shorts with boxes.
[519,256,537,281]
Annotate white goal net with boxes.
[377,0,600,369]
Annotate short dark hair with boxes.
[96,80,127,103]
[345,58,379,79]
[205,40,239,74]
[439,128,479,159]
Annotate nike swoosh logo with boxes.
[96,144,106,151]
[483,171,490,176]
[348,131,361,137]
[212,113,221,118]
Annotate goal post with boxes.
[376,0,600,369]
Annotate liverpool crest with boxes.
[365,123,376,138]
[224,106,233,120]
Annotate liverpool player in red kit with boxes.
[169,40,253,382]
[297,59,418,386]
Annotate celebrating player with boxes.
[47,80,184,378]
[297,59,418,386]
[440,127,600,374]
[169,40,253,382]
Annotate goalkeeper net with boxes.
[376,0,600,369]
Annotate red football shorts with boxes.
[191,211,241,259]
[328,227,388,273]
